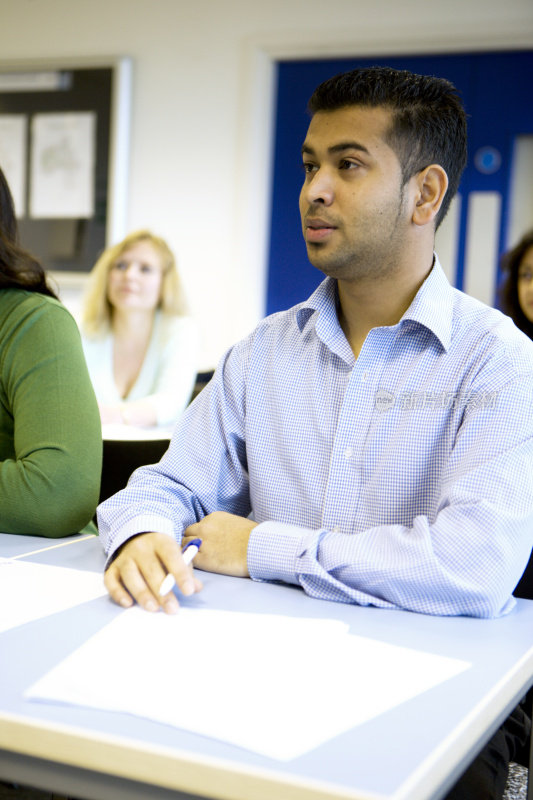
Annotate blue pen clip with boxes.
[183,538,202,553]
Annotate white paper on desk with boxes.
[0,559,106,633]
[26,607,471,760]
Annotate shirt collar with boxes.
[296,278,353,363]
[398,256,453,352]
[296,255,453,354]
[296,277,337,330]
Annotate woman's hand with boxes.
[98,402,125,425]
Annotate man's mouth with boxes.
[304,217,337,243]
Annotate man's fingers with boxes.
[104,532,203,614]
[104,563,134,608]
[110,556,165,612]
[153,536,197,598]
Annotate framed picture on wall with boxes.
[0,57,131,305]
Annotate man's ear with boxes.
[412,165,448,227]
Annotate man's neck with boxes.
[337,257,434,359]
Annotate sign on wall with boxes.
[0,61,131,274]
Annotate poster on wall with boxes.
[29,111,96,218]
[0,114,28,217]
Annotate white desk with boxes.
[1,533,532,800]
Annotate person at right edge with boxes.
[500,228,533,341]
[98,67,533,799]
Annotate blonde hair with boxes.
[81,230,188,336]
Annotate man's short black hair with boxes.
[308,66,468,228]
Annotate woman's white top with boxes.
[81,312,198,426]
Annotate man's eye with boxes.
[302,162,317,174]
[339,159,358,170]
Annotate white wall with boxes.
[2,0,533,368]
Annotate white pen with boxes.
[159,538,202,596]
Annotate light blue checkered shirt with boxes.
[98,259,533,617]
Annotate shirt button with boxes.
[344,447,353,459]
[362,371,368,382]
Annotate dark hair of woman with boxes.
[499,229,533,340]
[0,167,58,299]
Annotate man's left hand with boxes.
[182,511,257,577]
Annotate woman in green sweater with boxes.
[0,167,102,536]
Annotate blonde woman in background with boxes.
[80,230,198,428]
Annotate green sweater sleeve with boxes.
[0,291,103,536]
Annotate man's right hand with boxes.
[104,532,203,614]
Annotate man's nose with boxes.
[301,168,335,206]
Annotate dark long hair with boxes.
[499,230,533,340]
[0,167,58,298]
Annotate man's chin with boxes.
[306,249,344,278]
